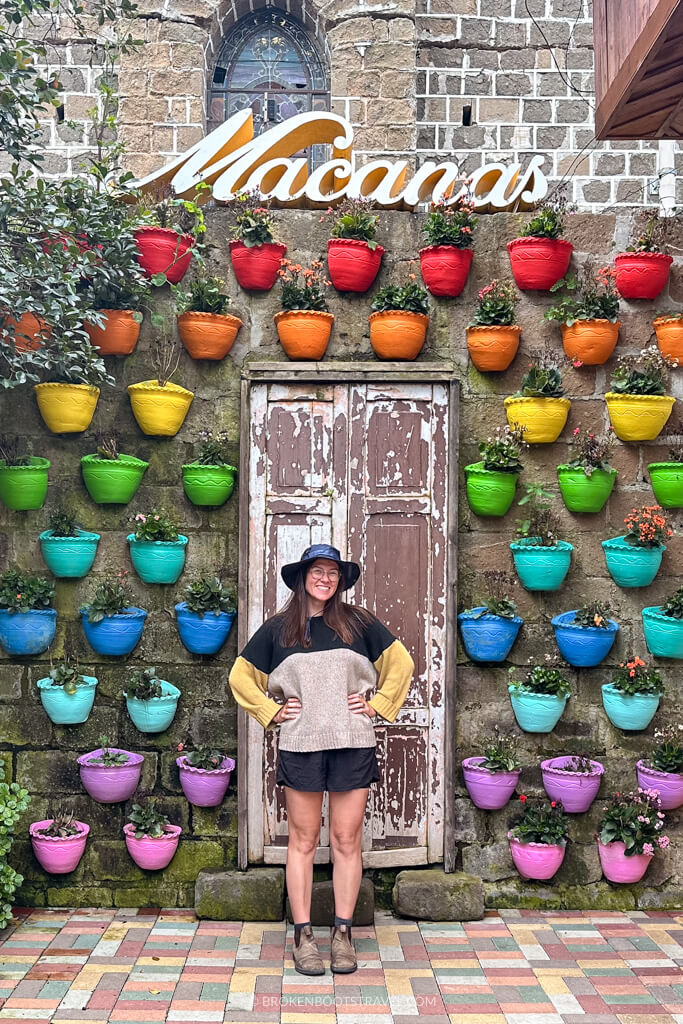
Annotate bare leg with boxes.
[328,788,369,918]
[284,787,324,923]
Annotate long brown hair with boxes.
[276,570,373,648]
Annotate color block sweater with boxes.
[228,613,414,752]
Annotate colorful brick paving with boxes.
[0,908,681,1023]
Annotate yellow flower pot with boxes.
[127,380,194,437]
[604,392,675,442]
[34,382,100,434]
[504,396,571,444]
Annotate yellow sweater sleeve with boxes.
[368,640,414,723]
[228,656,281,730]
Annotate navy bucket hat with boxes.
[281,544,360,592]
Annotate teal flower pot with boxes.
[39,529,100,579]
[464,463,519,517]
[124,680,181,733]
[648,461,683,509]
[127,534,188,584]
[557,465,617,514]
[642,606,683,659]
[602,535,664,588]
[508,685,569,733]
[510,538,573,591]
[601,683,660,731]
[37,675,98,725]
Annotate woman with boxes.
[228,543,414,977]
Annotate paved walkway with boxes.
[0,908,682,1023]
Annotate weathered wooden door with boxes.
[237,365,458,870]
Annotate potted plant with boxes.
[544,264,620,365]
[466,279,520,372]
[80,571,147,657]
[1,309,51,352]
[127,508,187,584]
[29,811,89,874]
[642,584,683,659]
[602,504,672,588]
[541,754,604,813]
[81,434,148,505]
[273,258,333,360]
[462,730,521,810]
[182,430,237,508]
[326,198,384,293]
[176,741,236,806]
[648,441,683,509]
[510,484,572,591]
[653,310,683,364]
[637,724,683,810]
[124,668,181,734]
[504,349,570,443]
[175,574,237,655]
[551,602,619,667]
[228,191,286,291]
[83,281,147,357]
[39,507,100,579]
[419,195,476,297]
[174,276,242,360]
[37,658,98,726]
[128,335,194,437]
[78,734,144,804]
[507,193,573,291]
[369,278,430,360]
[605,346,675,441]
[557,427,617,514]
[508,796,568,880]
[124,802,181,869]
[34,332,112,434]
[614,211,673,300]
[457,571,522,663]
[133,183,205,285]
[508,661,571,733]
[464,426,525,518]
[597,788,669,883]
[0,569,56,655]
[0,437,50,511]
[602,655,663,731]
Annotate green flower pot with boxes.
[81,454,149,505]
[0,457,50,510]
[182,462,237,507]
[556,465,617,514]
[39,528,100,578]
[648,462,683,509]
[464,462,519,517]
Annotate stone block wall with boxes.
[1,207,682,910]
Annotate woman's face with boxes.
[304,557,341,605]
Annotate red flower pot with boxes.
[327,239,384,293]
[419,245,473,297]
[229,240,287,291]
[134,226,194,284]
[507,237,573,291]
[614,251,673,300]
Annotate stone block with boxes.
[195,867,285,920]
[392,868,484,921]
[461,841,515,882]
[47,885,114,907]
[285,877,374,925]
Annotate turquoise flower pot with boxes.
[642,606,683,659]
[125,680,181,734]
[602,535,664,588]
[39,529,100,579]
[601,683,660,731]
[508,685,569,733]
[510,538,573,591]
[127,534,188,584]
[37,675,98,725]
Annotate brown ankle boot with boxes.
[292,925,325,976]
[330,924,357,974]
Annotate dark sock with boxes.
[334,915,353,932]
[294,920,311,945]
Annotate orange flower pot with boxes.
[561,319,620,366]
[177,311,243,360]
[466,325,521,372]
[84,310,141,356]
[653,317,683,365]
[369,311,429,360]
[274,310,334,360]
[3,312,51,352]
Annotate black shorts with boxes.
[276,747,380,792]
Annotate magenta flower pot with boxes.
[78,749,144,804]
[462,756,520,810]
[509,838,566,880]
[176,755,235,807]
[598,840,652,883]
[540,757,604,813]
[29,819,89,874]
[636,760,683,810]
[123,823,181,870]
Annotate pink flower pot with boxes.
[123,823,181,870]
[540,756,604,813]
[598,840,653,883]
[29,819,89,874]
[462,756,520,809]
[636,760,683,810]
[177,755,235,807]
[78,749,144,804]
[509,838,566,880]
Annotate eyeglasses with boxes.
[309,568,340,581]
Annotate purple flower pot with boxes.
[636,760,683,810]
[177,755,235,807]
[462,756,520,810]
[78,748,144,804]
[123,823,181,869]
[29,819,89,874]
[509,838,566,880]
[540,757,604,813]
[598,840,652,883]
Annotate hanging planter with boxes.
[602,683,660,731]
[34,382,99,434]
[598,788,668,883]
[462,757,521,810]
[614,251,672,300]
[182,462,237,507]
[124,804,181,869]
[178,311,242,360]
[464,463,519,517]
[84,310,141,356]
[541,757,604,813]
[177,753,235,807]
[504,396,570,443]
[81,607,147,656]
[602,536,665,588]
[134,226,194,284]
[230,240,287,290]
[653,315,683,363]
[419,197,476,296]
[648,461,683,509]
[509,538,573,592]
[508,685,569,734]
[508,798,568,880]
[507,237,573,291]
[128,534,188,584]
[78,746,144,804]
[39,528,100,579]
[509,838,566,880]
[598,840,653,883]
[37,669,98,726]
[328,239,385,293]
[467,325,521,372]
[605,393,675,441]
[636,761,683,811]
[0,569,56,656]
[30,818,89,874]
[274,310,334,360]
[125,676,181,734]
[560,319,620,365]
[458,608,523,663]
[369,281,430,361]
[81,452,148,505]
[420,246,473,297]
[175,602,236,655]
[128,380,193,437]
[0,455,49,511]
[3,312,51,352]
[557,465,617,514]
[642,590,683,659]
[551,607,619,667]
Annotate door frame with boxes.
[237,362,460,872]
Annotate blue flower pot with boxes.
[125,680,181,733]
[508,685,569,733]
[458,608,523,663]
[39,529,100,579]
[81,607,147,656]
[37,674,98,725]
[602,535,664,588]
[510,539,573,591]
[127,535,188,584]
[601,682,660,731]
[551,610,619,667]
[0,608,56,655]
[642,606,683,659]
[175,602,236,655]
